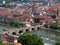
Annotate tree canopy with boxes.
[55,42,60,45]
[0,41,3,45]
[54,40,60,45]
[18,33,44,45]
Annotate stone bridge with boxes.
[2,25,41,35]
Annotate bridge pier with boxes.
[35,25,41,30]
[29,26,35,31]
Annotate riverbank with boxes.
[0,23,20,28]
[40,28,60,32]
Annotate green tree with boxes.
[9,21,14,25]
[9,21,25,27]
[0,41,3,45]
[49,24,58,29]
[0,0,3,3]
[5,0,12,3]
[18,34,44,45]
[55,41,60,45]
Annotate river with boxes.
[0,26,5,32]
[27,29,60,45]
[31,30,60,40]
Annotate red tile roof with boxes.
[41,20,46,24]
[4,34,16,40]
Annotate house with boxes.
[41,19,46,24]
[2,40,22,45]
[0,34,6,41]
[4,34,17,43]
[0,34,23,45]
[0,34,17,43]
[0,34,22,45]
[14,43,22,45]
[23,22,31,27]
[33,11,40,16]
[2,40,7,44]
[46,9,57,16]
